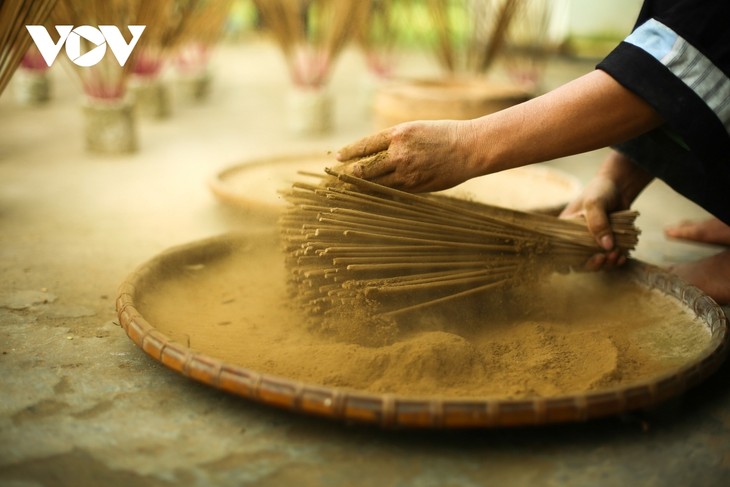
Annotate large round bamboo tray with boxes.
[116,233,728,429]
[373,77,531,130]
[209,153,582,219]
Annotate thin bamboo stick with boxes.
[379,279,510,318]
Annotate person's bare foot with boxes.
[664,217,730,246]
[668,250,730,305]
[663,218,730,305]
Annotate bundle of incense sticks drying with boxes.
[279,168,640,320]
[0,0,58,95]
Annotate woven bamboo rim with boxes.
[116,233,728,429]
[208,153,331,219]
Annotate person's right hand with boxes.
[335,119,480,193]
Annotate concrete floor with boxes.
[1,41,729,487]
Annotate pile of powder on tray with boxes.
[139,237,711,399]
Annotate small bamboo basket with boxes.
[82,96,137,154]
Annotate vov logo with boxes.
[26,25,146,67]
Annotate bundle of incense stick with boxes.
[50,0,170,99]
[355,0,402,79]
[128,0,232,80]
[172,0,234,75]
[251,0,370,89]
[280,168,640,320]
[127,0,195,80]
[500,0,554,88]
[426,0,524,74]
[0,0,58,95]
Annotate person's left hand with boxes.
[560,175,626,271]
[335,119,479,193]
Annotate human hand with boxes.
[335,120,479,193]
[560,176,627,271]
[560,150,652,271]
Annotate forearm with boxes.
[462,70,664,176]
[335,69,664,194]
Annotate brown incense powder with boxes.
[138,236,711,399]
